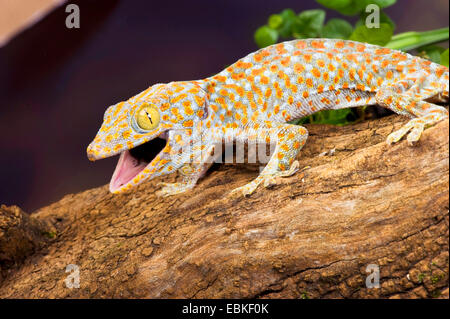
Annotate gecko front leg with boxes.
[230,123,308,197]
[156,141,218,197]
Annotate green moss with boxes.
[42,231,57,239]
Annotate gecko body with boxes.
[87,39,449,196]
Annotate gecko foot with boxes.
[156,182,195,197]
[230,161,300,197]
[386,114,448,146]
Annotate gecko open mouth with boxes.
[109,136,167,192]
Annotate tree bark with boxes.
[0,115,448,299]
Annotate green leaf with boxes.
[254,26,278,48]
[268,14,283,29]
[293,9,326,38]
[316,0,396,16]
[278,9,297,38]
[321,18,353,39]
[295,109,356,125]
[316,0,352,11]
[386,27,449,51]
[350,23,393,45]
[317,0,365,16]
[369,0,396,8]
[417,44,445,64]
[440,49,449,67]
[356,11,396,31]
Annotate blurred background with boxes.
[0,0,449,212]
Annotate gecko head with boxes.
[86,82,207,194]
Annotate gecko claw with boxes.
[156,182,194,197]
[386,114,447,146]
[229,160,301,197]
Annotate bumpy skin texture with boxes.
[87,39,449,197]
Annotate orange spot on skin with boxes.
[306,78,314,88]
[317,84,324,94]
[311,68,321,78]
[302,91,309,98]
[278,71,287,80]
[280,56,291,66]
[183,120,194,127]
[317,60,325,68]
[122,130,131,139]
[276,89,283,99]
[335,41,345,49]
[358,69,364,80]
[210,104,218,113]
[288,96,294,104]
[371,64,379,73]
[294,63,305,73]
[254,53,263,62]
[214,75,227,82]
[274,105,280,114]
[381,60,390,68]
[377,78,384,86]
[171,93,187,104]
[356,84,365,91]
[436,67,446,78]
[356,44,366,52]
[377,48,391,55]
[321,97,330,104]
[303,54,312,63]
[384,96,393,105]
[311,40,325,49]
[386,70,394,80]
[114,144,123,152]
[349,68,356,81]
[260,76,269,84]
[296,41,307,49]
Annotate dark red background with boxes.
[0,0,448,212]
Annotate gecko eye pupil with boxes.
[136,104,160,130]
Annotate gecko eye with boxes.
[135,103,160,131]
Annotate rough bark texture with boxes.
[0,205,55,284]
[0,115,448,299]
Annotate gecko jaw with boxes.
[109,135,167,193]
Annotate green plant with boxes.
[254,0,449,125]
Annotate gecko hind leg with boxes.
[230,124,307,197]
[376,75,449,145]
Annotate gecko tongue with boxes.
[109,150,147,192]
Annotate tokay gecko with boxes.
[87,39,449,197]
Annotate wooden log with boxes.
[0,115,448,298]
